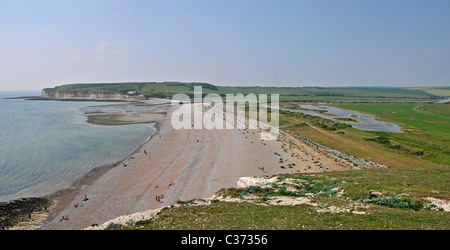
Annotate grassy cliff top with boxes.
[108,165,449,230]
[43,82,443,101]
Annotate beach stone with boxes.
[0,197,50,227]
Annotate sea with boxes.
[0,91,156,202]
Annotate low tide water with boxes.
[0,91,155,202]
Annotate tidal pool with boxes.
[282,104,403,133]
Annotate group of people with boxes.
[59,215,69,222]
[73,202,83,208]
[155,182,176,202]
[155,194,164,202]
[61,194,89,223]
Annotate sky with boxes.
[0,0,449,90]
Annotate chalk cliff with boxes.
[41,90,145,101]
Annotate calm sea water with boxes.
[0,91,155,202]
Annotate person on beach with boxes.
[144,150,147,155]
[59,215,69,222]
[74,202,84,208]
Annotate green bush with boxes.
[364,196,424,211]
[365,134,391,146]
[106,223,123,230]
[135,220,152,226]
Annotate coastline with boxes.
[0,100,170,229]
[40,103,170,229]
[40,103,373,230]
[42,123,160,229]
[3,100,373,230]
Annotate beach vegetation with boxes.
[116,165,449,230]
[106,222,123,230]
[363,196,424,211]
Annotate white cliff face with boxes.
[41,90,133,100]
[41,90,50,98]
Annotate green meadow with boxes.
[330,103,450,165]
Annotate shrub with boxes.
[135,220,152,226]
[365,135,391,145]
[277,187,299,197]
[412,150,425,156]
[176,199,196,205]
[364,196,424,211]
[106,223,122,230]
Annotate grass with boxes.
[332,103,450,136]
[114,166,449,230]
[280,111,436,169]
[279,102,449,167]
[323,166,450,200]
[114,201,448,230]
[330,103,450,165]
[407,87,450,97]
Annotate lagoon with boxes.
[282,104,402,133]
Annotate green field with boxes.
[330,103,450,165]
[407,87,450,97]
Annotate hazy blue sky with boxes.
[1,0,449,90]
